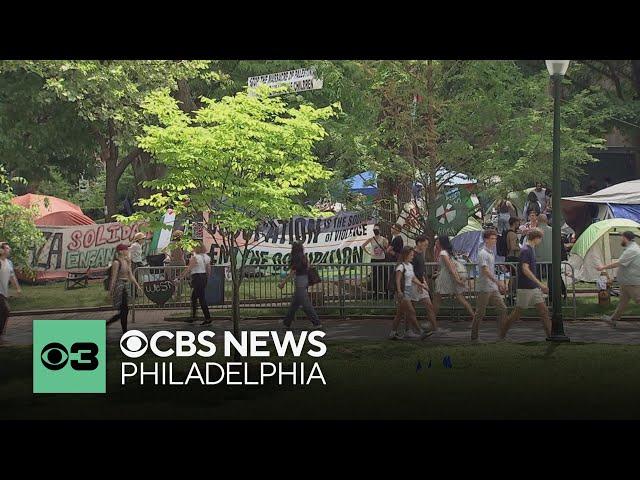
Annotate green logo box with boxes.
[33,320,106,394]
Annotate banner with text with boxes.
[203,211,376,271]
[29,222,147,279]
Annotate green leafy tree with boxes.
[0,165,44,277]
[363,60,608,245]
[0,60,216,218]
[119,87,337,337]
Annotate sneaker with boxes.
[280,319,292,330]
[201,319,212,326]
[388,330,400,340]
[311,323,325,331]
[602,315,616,327]
[420,330,434,340]
[404,331,421,339]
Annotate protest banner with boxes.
[28,222,149,281]
[202,211,376,272]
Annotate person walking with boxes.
[279,241,323,330]
[0,242,22,337]
[500,229,551,339]
[433,235,475,320]
[362,224,389,297]
[471,230,507,341]
[598,231,640,326]
[177,242,212,325]
[411,235,437,334]
[107,244,142,333]
[389,246,431,340]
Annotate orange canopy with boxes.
[12,193,95,226]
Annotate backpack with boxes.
[496,234,508,257]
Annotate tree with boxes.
[0,60,216,218]
[119,87,337,339]
[362,60,608,249]
[0,165,44,276]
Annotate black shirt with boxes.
[412,251,426,282]
[390,235,403,259]
[518,244,538,289]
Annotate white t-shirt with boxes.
[395,262,414,290]
[129,242,143,263]
[191,254,211,274]
[369,236,388,260]
[0,259,15,298]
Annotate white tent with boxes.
[568,218,640,283]
[563,180,640,205]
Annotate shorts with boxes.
[516,288,545,309]
[410,286,430,302]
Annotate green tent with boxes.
[568,218,640,282]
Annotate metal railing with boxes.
[131,260,577,321]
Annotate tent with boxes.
[562,179,640,224]
[12,194,94,226]
[451,217,489,263]
[568,218,640,283]
[345,171,378,196]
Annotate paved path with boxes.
[2,309,640,346]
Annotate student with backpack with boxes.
[432,235,475,320]
[388,246,431,340]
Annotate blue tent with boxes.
[346,171,378,196]
[608,204,640,223]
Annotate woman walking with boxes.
[362,224,389,297]
[432,235,475,320]
[388,246,431,340]
[108,244,142,333]
[177,242,212,325]
[278,242,323,329]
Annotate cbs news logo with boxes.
[33,320,106,394]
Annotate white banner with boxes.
[204,211,375,271]
[30,222,148,276]
[248,67,323,95]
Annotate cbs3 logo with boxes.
[40,342,99,371]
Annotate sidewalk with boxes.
[2,309,640,346]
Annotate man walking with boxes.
[598,231,640,326]
[0,242,22,337]
[500,229,551,339]
[472,229,507,341]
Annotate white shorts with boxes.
[516,288,545,309]
[410,287,431,302]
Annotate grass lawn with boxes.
[10,281,111,311]
[3,341,640,420]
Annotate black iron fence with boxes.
[131,261,576,322]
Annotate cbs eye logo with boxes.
[119,331,149,358]
[33,320,106,394]
[40,342,99,371]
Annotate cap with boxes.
[132,232,146,241]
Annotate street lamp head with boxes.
[546,60,570,76]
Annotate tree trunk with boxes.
[104,159,119,221]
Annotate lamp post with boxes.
[546,60,571,342]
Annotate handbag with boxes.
[308,267,322,286]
